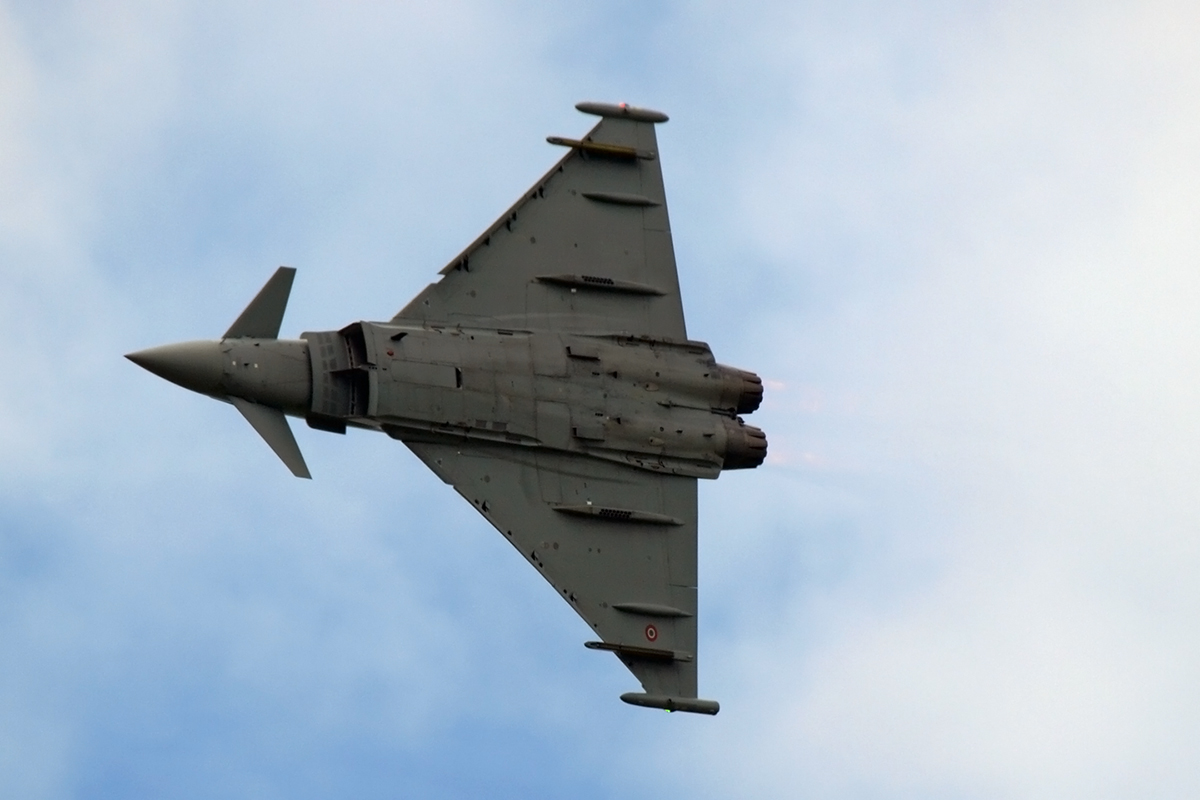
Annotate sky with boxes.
[2,1,1199,798]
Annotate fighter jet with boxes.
[127,102,766,715]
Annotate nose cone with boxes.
[126,340,225,396]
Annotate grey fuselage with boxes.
[306,321,765,476]
[150,322,766,477]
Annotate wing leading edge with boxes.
[405,439,716,712]
[394,104,686,340]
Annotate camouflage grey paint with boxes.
[127,102,766,715]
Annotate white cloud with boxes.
[3,1,1200,797]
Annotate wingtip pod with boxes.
[576,101,668,123]
[620,692,720,715]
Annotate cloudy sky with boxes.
[3,1,1199,797]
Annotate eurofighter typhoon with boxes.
[127,102,766,715]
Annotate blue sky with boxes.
[3,2,1200,797]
